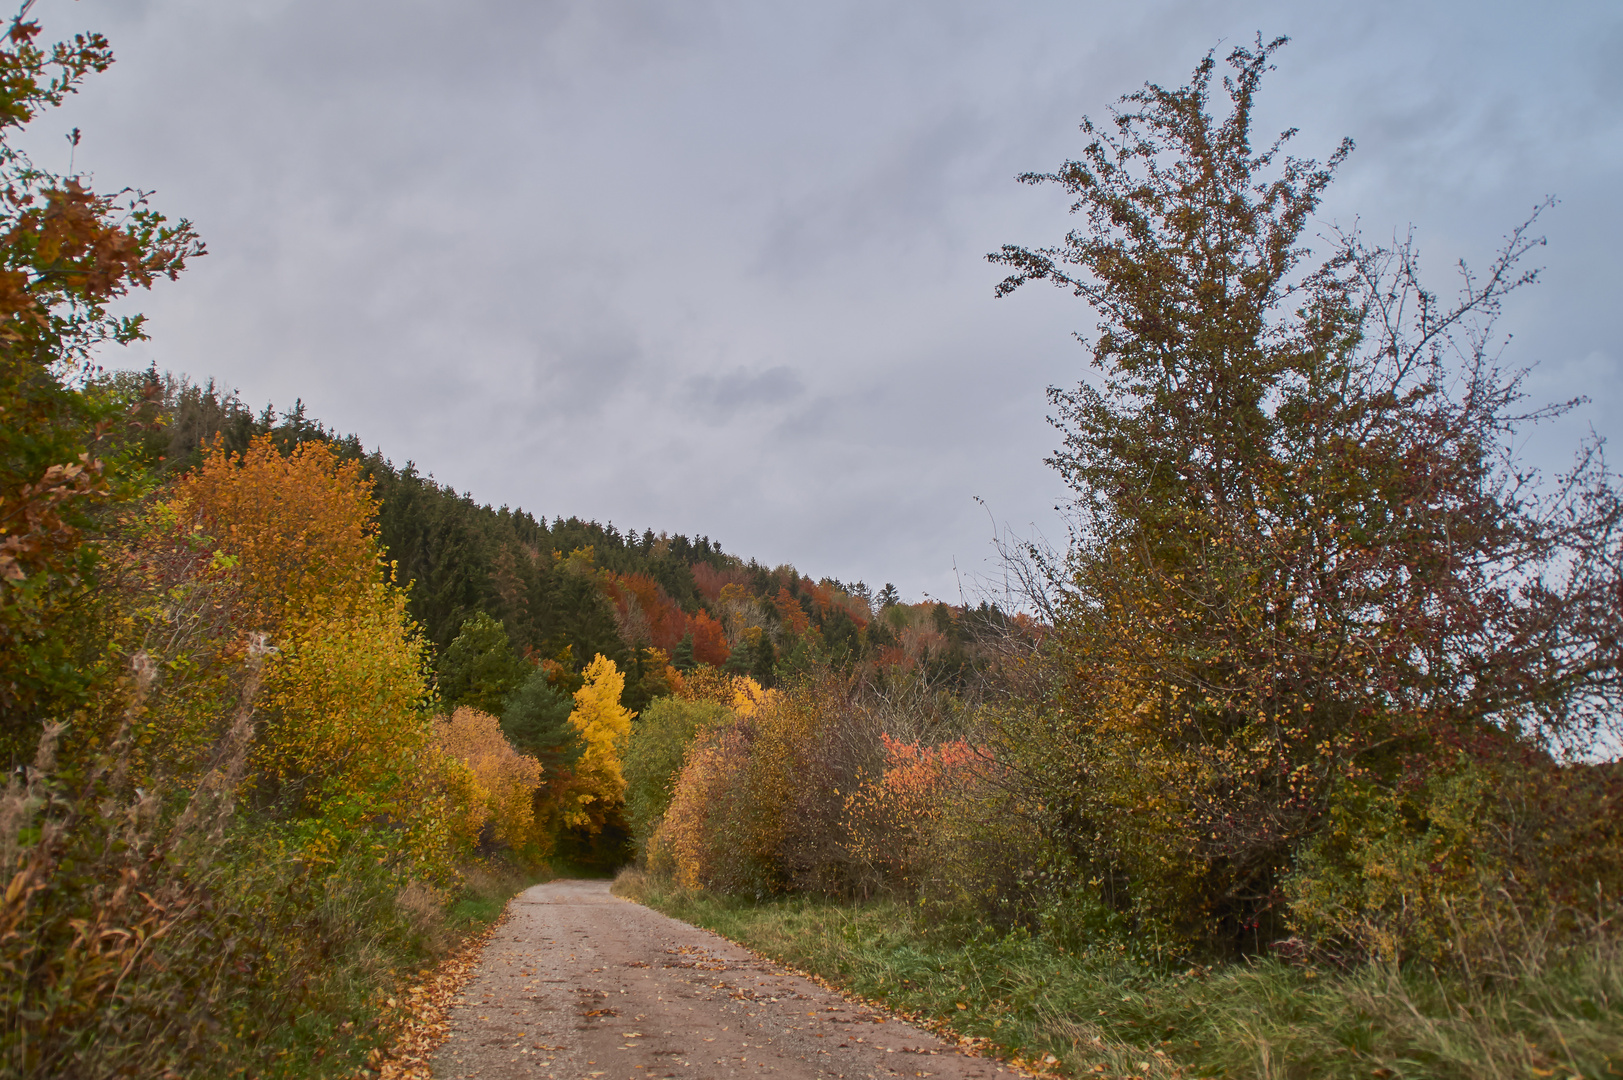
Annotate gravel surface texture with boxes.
[430,879,1021,1080]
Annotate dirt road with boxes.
[430,880,1021,1080]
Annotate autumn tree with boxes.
[606,571,688,653]
[0,11,201,759]
[169,436,378,635]
[163,436,447,861]
[687,609,730,667]
[558,653,635,831]
[435,706,544,850]
[772,586,810,638]
[254,585,441,861]
[991,37,1623,949]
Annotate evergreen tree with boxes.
[536,566,627,675]
[866,617,896,651]
[749,634,777,689]
[500,667,583,776]
[670,633,696,672]
[437,611,528,714]
[823,607,863,667]
[722,640,752,677]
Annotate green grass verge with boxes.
[239,858,553,1080]
[617,870,1623,1080]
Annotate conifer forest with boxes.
[1,11,1620,1080]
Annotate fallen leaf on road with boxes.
[351,912,507,1080]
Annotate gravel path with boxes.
[430,879,1020,1080]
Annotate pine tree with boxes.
[437,612,529,715]
[671,633,696,672]
[501,667,583,777]
[750,634,777,689]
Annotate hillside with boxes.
[112,370,1019,710]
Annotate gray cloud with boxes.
[683,365,805,425]
[30,0,1623,604]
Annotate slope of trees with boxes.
[111,369,998,712]
[77,369,1022,889]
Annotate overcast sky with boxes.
[28,0,1622,604]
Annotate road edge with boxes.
[611,881,1046,1079]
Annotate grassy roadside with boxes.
[616,870,1623,1080]
[256,859,554,1080]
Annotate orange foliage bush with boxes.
[649,681,821,893]
[845,733,986,891]
[434,706,543,849]
[647,723,757,891]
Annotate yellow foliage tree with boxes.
[677,666,774,716]
[729,674,774,717]
[166,434,451,869]
[256,587,445,863]
[560,654,634,830]
[434,706,544,849]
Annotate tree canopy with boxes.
[990,36,1623,948]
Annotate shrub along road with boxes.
[431,880,1022,1079]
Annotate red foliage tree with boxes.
[690,562,749,603]
[607,571,688,653]
[772,586,810,638]
[687,609,730,666]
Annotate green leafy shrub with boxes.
[623,695,730,857]
[1288,753,1623,966]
